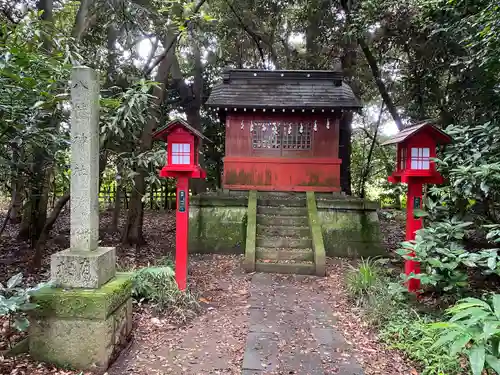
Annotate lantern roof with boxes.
[381,122,452,146]
[206,68,362,111]
[153,118,211,143]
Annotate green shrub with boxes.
[1,273,45,349]
[346,262,465,374]
[429,296,500,375]
[397,219,500,293]
[155,255,175,269]
[131,267,200,324]
[380,309,466,375]
[345,258,382,301]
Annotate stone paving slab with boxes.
[242,273,364,375]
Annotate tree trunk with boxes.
[18,166,51,246]
[358,37,403,131]
[72,0,92,41]
[305,0,324,69]
[339,30,358,195]
[32,192,70,269]
[360,102,384,198]
[339,112,353,195]
[18,200,31,240]
[110,184,121,232]
[122,35,174,245]
[10,184,23,223]
[170,33,205,194]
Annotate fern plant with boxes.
[131,266,200,324]
[430,296,500,375]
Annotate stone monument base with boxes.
[29,272,133,372]
[51,247,116,289]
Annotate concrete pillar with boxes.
[69,66,100,252]
[29,67,132,372]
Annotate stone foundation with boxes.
[51,246,116,288]
[189,191,384,259]
[29,272,133,372]
[189,192,248,253]
[316,197,385,257]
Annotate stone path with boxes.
[242,273,364,375]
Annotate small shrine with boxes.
[382,122,452,185]
[383,121,452,292]
[153,118,210,290]
[187,68,384,274]
[206,69,361,192]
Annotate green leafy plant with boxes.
[429,296,500,375]
[131,267,199,324]
[397,219,500,292]
[345,257,382,300]
[358,272,465,374]
[380,309,466,375]
[0,273,42,349]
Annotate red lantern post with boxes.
[383,122,451,293]
[153,119,210,291]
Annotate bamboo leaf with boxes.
[469,345,486,375]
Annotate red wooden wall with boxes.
[223,113,341,192]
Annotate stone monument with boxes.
[29,66,132,371]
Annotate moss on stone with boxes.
[244,190,257,272]
[189,204,247,254]
[306,192,326,276]
[318,207,385,258]
[30,273,132,320]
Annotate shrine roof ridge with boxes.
[153,118,212,143]
[382,121,452,146]
[206,68,362,111]
[221,69,344,82]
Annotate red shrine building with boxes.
[206,69,361,192]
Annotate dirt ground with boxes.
[0,208,413,375]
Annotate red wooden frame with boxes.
[223,113,341,192]
[385,123,452,293]
[152,119,209,291]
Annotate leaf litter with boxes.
[0,208,416,374]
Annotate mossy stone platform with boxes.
[190,191,385,261]
[29,272,133,372]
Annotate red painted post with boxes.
[152,118,210,292]
[175,176,189,291]
[382,122,452,294]
[405,181,423,292]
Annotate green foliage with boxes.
[131,267,199,323]
[0,273,44,349]
[345,257,382,300]
[380,309,466,375]
[397,219,500,292]
[429,296,500,375]
[436,121,500,224]
[345,260,465,374]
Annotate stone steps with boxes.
[255,247,314,261]
[256,214,308,227]
[256,236,312,249]
[257,198,307,207]
[256,224,310,237]
[251,191,318,276]
[257,206,307,216]
[255,261,315,275]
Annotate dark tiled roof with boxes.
[382,122,452,145]
[153,118,212,142]
[206,69,362,110]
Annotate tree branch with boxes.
[72,0,93,41]
[358,37,403,131]
[360,101,384,198]
[143,0,207,77]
